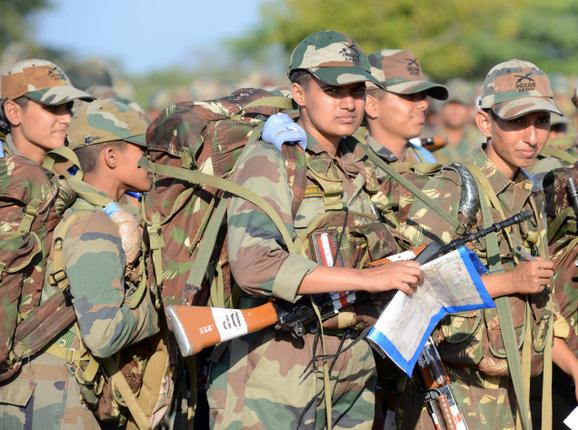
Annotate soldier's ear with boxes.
[475,110,492,139]
[3,100,22,126]
[291,82,306,108]
[102,145,120,169]
[364,94,379,120]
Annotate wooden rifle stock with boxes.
[166,244,429,357]
[420,136,448,152]
[166,302,279,357]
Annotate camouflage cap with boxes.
[1,59,94,105]
[478,59,562,120]
[288,30,383,88]
[67,98,148,150]
[368,49,448,100]
[444,78,476,106]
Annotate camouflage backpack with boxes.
[141,87,304,310]
[0,151,76,382]
[543,163,578,355]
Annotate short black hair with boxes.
[74,140,127,173]
[288,69,313,87]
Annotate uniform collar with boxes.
[471,146,535,194]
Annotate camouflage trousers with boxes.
[396,366,517,430]
[0,352,100,430]
[207,328,376,430]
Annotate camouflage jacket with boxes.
[405,147,569,365]
[227,133,395,304]
[43,184,158,357]
[365,134,440,231]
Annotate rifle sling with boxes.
[466,164,533,430]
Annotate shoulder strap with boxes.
[139,158,296,253]
[364,144,463,231]
[464,163,533,430]
[539,145,578,165]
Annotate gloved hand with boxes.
[262,113,307,151]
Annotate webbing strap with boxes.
[139,158,296,253]
[185,198,227,292]
[242,96,294,111]
[540,145,578,165]
[103,358,151,430]
[42,146,82,175]
[472,171,533,430]
[364,145,461,230]
[546,207,574,243]
[16,197,43,233]
[66,177,113,208]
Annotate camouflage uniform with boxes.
[0,99,159,429]
[400,60,570,430]
[0,60,95,429]
[207,31,393,430]
[364,49,448,230]
[428,80,483,164]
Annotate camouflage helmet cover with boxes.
[288,30,384,88]
[478,59,563,120]
[1,59,94,105]
[67,98,148,150]
[368,49,448,100]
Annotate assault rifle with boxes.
[166,210,532,357]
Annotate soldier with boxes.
[365,49,448,164]
[207,30,424,429]
[363,49,448,230]
[0,59,93,161]
[402,59,578,429]
[428,78,484,164]
[0,99,160,429]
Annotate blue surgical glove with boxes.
[262,113,307,151]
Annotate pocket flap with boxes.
[0,379,36,406]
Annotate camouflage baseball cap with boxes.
[478,59,562,120]
[444,78,476,106]
[1,59,94,105]
[288,30,383,88]
[368,49,448,100]
[67,98,148,150]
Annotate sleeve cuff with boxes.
[272,254,318,303]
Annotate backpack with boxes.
[0,152,76,382]
[142,87,303,310]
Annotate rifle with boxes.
[166,210,532,357]
[418,338,468,430]
[420,136,448,152]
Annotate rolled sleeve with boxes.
[272,254,318,303]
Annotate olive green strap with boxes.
[66,177,114,208]
[539,145,578,165]
[546,207,574,243]
[16,197,43,233]
[102,358,151,430]
[185,198,228,294]
[472,170,533,430]
[242,96,294,111]
[364,144,462,230]
[139,158,296,253]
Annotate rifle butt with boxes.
[166,302,279,357]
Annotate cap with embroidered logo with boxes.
[288,30,384,88]
[368,49,448,100]
[478,59,562,120]
[1,59,94,105]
